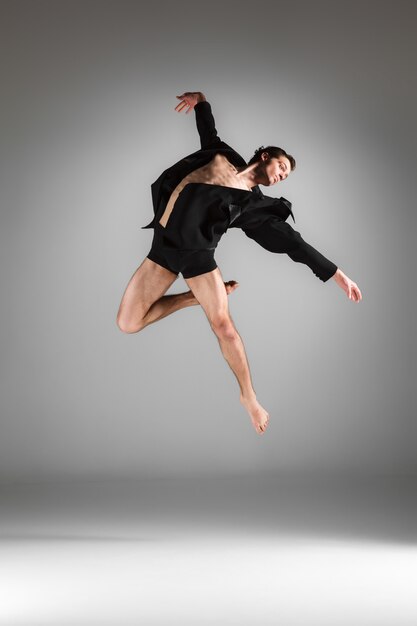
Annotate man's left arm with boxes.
[242,218,338,282]
[242,218,363,301]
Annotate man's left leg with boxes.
[184,267,269,435]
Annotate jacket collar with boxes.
[252,187,296,223]
[279,195,296,223]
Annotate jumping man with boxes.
[116,91,362,435]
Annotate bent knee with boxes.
[116,316,144,334]
[210,315,236,339]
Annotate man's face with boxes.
[260,153,291,186]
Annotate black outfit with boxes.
[147,222,218,278]
[143,101,338,282]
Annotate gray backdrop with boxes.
[0,0,415,482]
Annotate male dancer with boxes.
[117,91,362,435]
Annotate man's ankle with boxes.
[240,391,257,405]
[184,290,198,305]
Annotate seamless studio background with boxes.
[0,0,415,482]
[1,2,417,625]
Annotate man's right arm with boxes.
[194,99,223,149]
[175,91,226,149]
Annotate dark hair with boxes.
[247,145,296,170]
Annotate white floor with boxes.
[0,474,416,625]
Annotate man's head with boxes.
[247,146,296,187]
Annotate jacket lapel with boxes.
[142,143,248,229]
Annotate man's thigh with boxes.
[118,257,179,322]
[184,267,231,327]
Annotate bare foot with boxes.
[224,280,239,295]
[187,280,239,303]
[239,394,270,435]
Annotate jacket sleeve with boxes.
[242,218,338,282]
[194,101,222,149]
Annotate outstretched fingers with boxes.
[174,92,201,114]
[175,100,189,113]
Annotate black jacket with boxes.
[141,101,338,282]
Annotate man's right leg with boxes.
[116,257,195,333]
[184,267,270,435]
[116,258,241,333]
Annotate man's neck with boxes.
[235,163,262,189]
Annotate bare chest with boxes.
[184,153,249,189]
[159,154,249,227]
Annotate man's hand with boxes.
[333,268,362,302]
[175,91,207,114]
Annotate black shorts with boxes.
[146,223,218,279]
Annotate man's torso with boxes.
[158,153,251,228]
